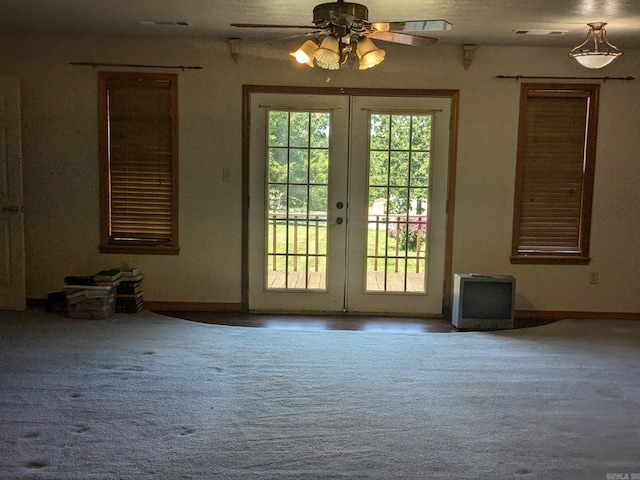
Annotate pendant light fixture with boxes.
[569,22,622,69]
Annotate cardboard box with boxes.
[65,285,116,319]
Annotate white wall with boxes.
[1,34,638,313]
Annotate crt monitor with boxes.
[452,274,515,330]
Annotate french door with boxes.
[0,77,25,311]
[247,90,452,315]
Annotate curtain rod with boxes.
[496,75,634,82]
[70,61,202,70]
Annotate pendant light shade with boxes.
[290,40,319,67]
[356,37,386,70]
[569,22,623,69]
[313,36,341,70]
[290,32,386,71]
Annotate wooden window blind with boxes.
[511,83,599,264]
[99,72,179,254]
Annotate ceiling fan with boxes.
[231,0,452,70]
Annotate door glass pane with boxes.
[266,110,330,290]
[366,113,432,292]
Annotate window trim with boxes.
[98,71,180,255]
[511,83,599,265]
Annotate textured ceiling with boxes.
[0,0,639,49]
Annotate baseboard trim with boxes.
[515,310,640,321]
[142,305,640,320]
[27,297,639,320]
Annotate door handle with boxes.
[336,217,344,225]
[2,205,19,214]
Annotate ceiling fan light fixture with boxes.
[290,39,318,67]
[356,37,385,69]
[569,22,623,69]
[313,36,342,69]
[234,1,450,72]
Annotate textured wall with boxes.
[1,34,638,312]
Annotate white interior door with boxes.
[248,91,451,316]
[0,76,26,310]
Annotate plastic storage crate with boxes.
[65,285,116,319]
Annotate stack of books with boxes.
[115,268,144,313]
[63,275,94,286]
[64,267,144,314]
[92,269,123,287]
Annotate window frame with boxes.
[511,83,599,265]
[98,71,180,255]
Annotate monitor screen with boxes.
[462,281,513,319]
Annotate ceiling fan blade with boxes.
[372,20,452,32]
[246,31,324,45]
[231,23,320,29]
[369,31,438,46]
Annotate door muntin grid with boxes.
[265,109,330,290]
[365,113,433,293]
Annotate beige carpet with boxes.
[1,309,639,479]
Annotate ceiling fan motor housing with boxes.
[313,1,369,28]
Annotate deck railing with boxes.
[267,212,427,274]
[368,214,427,274]
[267,212,327,272]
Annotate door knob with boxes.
[2,205,19,214]
[336,217,343,225]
